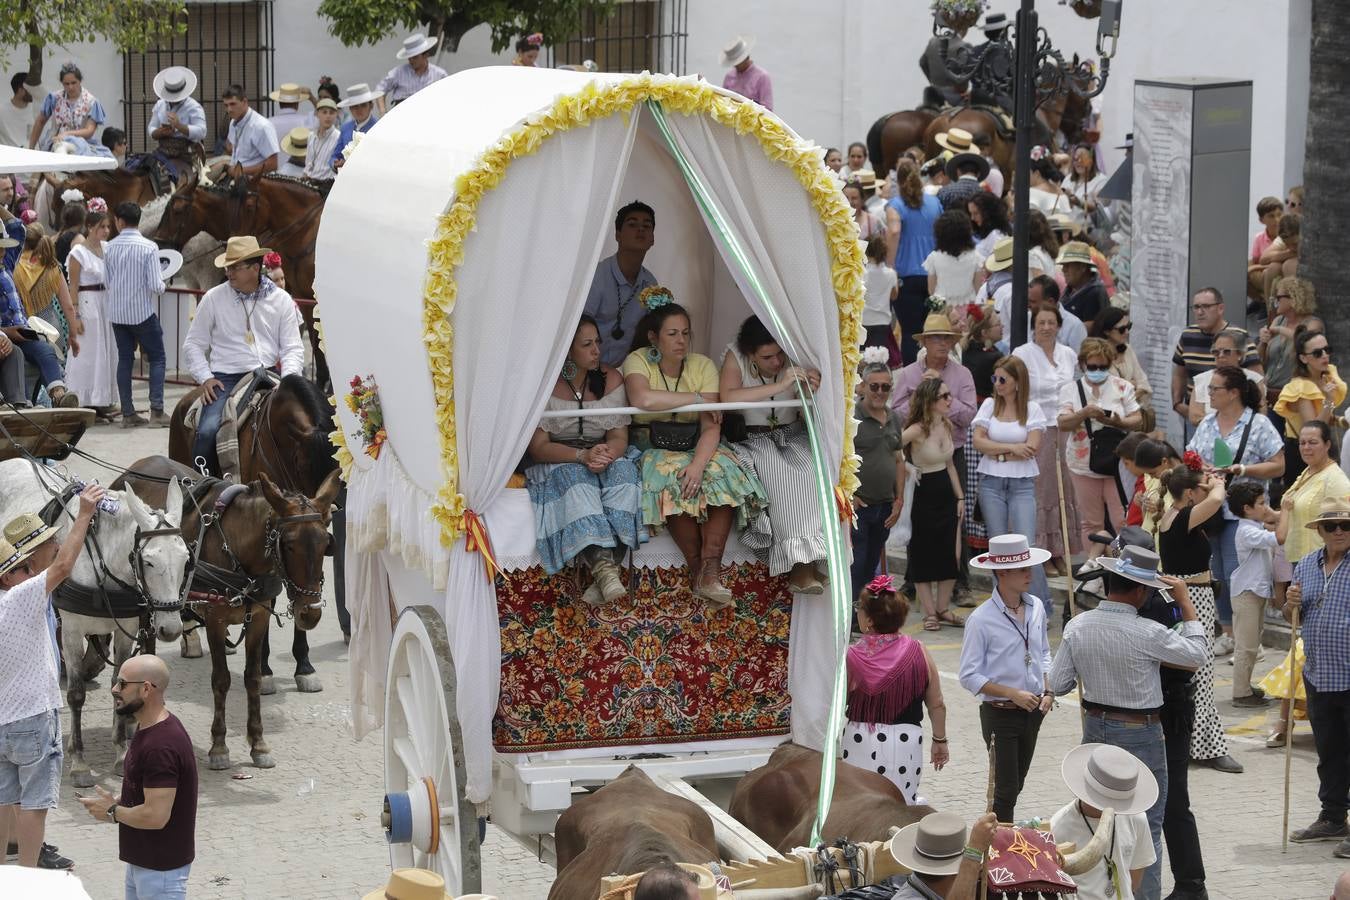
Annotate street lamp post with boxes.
[1009,0,1039,349]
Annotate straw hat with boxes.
[0,235,18,250]
[889,812,968,877]
[396,33,439,60]
[315,98,338,112]
[1305,496,1350,530]
[1047,212,1082,236]
[1095,545,1170,590]
[982,12,1010,34]
[281,126,310,158]
[1056,240,1096,268]
[984,236,1015,272]
[720,35,754,68]
[268,83,312,104]
[152,66,197,102]
[848,170,878,193]
[361,868,453,900]
[970,534,1052,571]
[1062,743,1159,816]
[0,512,59,577]
[338,83,385,108]
[935,128,976,155]
[214,236,273,269]
[914,312,959,338]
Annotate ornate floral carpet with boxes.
[493,562,793,752]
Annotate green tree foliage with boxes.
[0,0,186,85]
[317,0,617,54]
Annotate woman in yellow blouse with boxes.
[622,286,767,608]
[1267,419,1350,746]
[1274,328,1346,489]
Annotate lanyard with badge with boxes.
[1079,804,1121,898]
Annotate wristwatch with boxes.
[107,803,118,823]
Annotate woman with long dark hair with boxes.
[924,209,981,306]
[902,377,965,630]
[623,287,767,607]
[886,160,942,365]
[1090,306,1153,410]
[526,315,647,603]
[968,191,1011,259]
[1274,326,1345,489]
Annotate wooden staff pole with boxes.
[1055,440,1078,617]
[1283,604,1301,853]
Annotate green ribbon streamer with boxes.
[646,99,851,848]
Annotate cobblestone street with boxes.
[31,385,1347,898]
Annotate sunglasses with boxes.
[992,374,1011,385]
[1112,323,1132,332]
[1084,363,1110,372]
[113,678,148,689]
[868,382,892,393]
[1319,522,1350,533]
[1305,347,1331,358]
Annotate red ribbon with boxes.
[462,510,500,583]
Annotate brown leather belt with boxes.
[984,700,1025,711]
[1084,707,1160,725]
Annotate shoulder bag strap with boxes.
[1077,380,1094,436]
[1233,410,1256,467]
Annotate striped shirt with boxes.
[1049,599,1209,710]
[227,107,280,169]
[303,126,341,181]
[1171,324,1260,380]
[376,62,448,104]
[1292,548,1350,691]
[104,228,165,325]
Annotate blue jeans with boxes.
[16,338,63,389]
[125,862,191,899]
[1082,714,1168,900]
[192,371,247,475]
[977,474,1051,616]
[112,314,166,416]
[850,503,891,604]
[1208,518,1238,627]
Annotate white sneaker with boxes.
[1212,634,1235,657]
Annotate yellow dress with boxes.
[1274,366,1348,438]
[1259,638,1307,704]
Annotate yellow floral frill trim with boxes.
[422,74,864,547]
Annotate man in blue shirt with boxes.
[146,67,206,177]
[1286,496,1350,858]
[222,85,278,181]
[584,201,657,369]
[958,533,1056,823]
[332,83,383,171]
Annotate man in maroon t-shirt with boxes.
[78,654,197,898]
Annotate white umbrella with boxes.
[0,144,117,175]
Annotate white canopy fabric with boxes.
[318,67,853,804]
[0,145,117,174]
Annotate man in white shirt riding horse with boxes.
[181,236,305,476]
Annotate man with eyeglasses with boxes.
[1170,287,1262,424]
[78,653,198,897]
[1283,497,1350,860]
[0,484,103,871]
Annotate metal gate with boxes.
[549,0,688,75]
[122,1,275,156]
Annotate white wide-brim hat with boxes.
[157,249,184,282]
[971,534,1052,570]
[338,83,385,108]
[397,32,439,60]
[1095,545,1169,590]
[889,812,968,877]
[153,66,197,103]
[721,35,754,68]
[1062,743,1159,816]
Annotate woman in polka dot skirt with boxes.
[842,575,948,803]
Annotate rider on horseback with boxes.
[142,68,206,186]
[919,13,973,108]
[181,236,305,477]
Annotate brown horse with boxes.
[168,373,340,692]
[153,172,323,297]
[866,109,938,183]
[115,456,340,770]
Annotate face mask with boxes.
[1085,369,1110,385]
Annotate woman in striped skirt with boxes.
[720,316,828,594]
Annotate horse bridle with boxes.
[264,503,327,614]
[130,509,188,613]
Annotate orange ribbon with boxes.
[834,485,855,523]
[462,509,500,583]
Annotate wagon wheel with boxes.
[381,605,481,894]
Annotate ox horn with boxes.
[1059,807,1115,876]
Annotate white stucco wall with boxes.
[1,0,1309,231]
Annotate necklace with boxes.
[611,279,640,341]
[758,371,781,428]
[561,374,586,441]
[1078,803,1119,897]
[999,597,1032,668]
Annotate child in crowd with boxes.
[1229,481,1280,707]
[861,235,899,368]
[100,127,126,164]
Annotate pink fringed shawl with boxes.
[844,633,929,727]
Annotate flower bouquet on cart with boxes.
[346,374,387,459]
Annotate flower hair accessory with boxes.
[860,346,889,367]
[866,574,896,595]
[963,303,985,324]
[525,32,544,47]
[60,188,85,205]
[19,210,36,225]
[638,285,675,311]
[1030,145,1049,162]
[262,251,283,269]
[86,197,107,214]
[1182,450,1204,472]
[925,294,949,313]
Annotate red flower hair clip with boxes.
[866,574,895,595]
[963,303,985,324]
[1182,450,1204,472]
[262,251,282,269]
